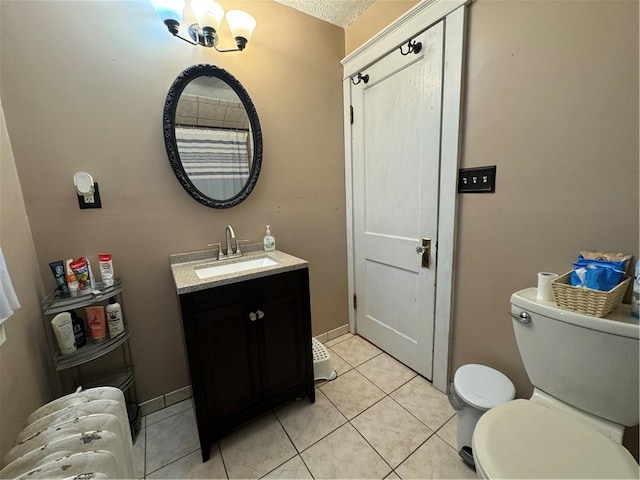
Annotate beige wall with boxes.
[345,0,419,55]
[346,0,639,458]
[0,0,347,408]
[454,0,638,396]
[0,103,56,459]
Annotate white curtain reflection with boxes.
[176,126,250,199]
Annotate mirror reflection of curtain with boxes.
[176,126,250,199]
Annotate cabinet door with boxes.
[195,301,261,419]
[257,289,307,397]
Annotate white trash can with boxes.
[448,364,515,468]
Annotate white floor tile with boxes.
[357,352,417,394]
[329,335,382,367]
[327,347,353,376]
[320,369,385,419]
[437,414,458,450]
[132,427,145,479]
[219,413,297,479]
[145,408,199,474]
[325,333,353,347]
[145,398,193,427]
[351,396,433,468]
[395,434,476,479]
[146,447,227,479]
[275,390,347,452]
[391,376,455,431]
[262,455,313,479]
[301,423,391,479]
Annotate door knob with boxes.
[257,310,264,319]
[249,312,257,321]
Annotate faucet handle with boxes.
[207,242,222,260]
[236,239,250,255]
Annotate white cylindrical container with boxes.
[449,364,515,466]
[536,272,558,302]
[50,312,77,355]
[105,298,124,338]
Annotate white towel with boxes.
[0,246,21,346]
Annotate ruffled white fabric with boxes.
[0,246,21,346]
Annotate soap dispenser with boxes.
[263,225,275,252]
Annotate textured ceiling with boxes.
[274,0,376,27]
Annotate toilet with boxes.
[448,364,515,467]
[472,287,639,479]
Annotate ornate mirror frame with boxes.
[163,64,263,209]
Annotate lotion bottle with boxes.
[263,225,275,252]
[85,306,107,341]
[51,312,77,355]
[105,298,125,338]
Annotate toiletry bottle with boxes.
[263,225,275,252]
[49,261,70,298]
[85,306,107,340]
[99,253,114,287]
[51,312,77,355]
[105,297,125,338]
[70,311,86,348]
[632,262,639,319]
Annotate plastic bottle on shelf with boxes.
[70,311,86,348]
[51,312,77,355]
[85,306,107,341]
[263,225,275,252]
[106,298,125,338]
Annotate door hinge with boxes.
[350,105,354,125]
[353,294,357,310]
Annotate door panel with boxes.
[352,22,444,378]
[195,302,261,419]
[258,290,306,397]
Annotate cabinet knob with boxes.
[249,312,257,321]
[257,310,264,319]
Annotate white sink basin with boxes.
[195,256,279,280]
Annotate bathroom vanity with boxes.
[170,249,315,461]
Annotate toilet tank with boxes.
[510,288,639,427]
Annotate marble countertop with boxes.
[170,245,308,294]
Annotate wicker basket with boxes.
[550,271,631,318]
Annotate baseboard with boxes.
[139,385,193,417]
[314,324,350,344]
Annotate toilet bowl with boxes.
[449,364,514,467]
[472,287,639,479]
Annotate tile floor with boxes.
[132,334,476,479]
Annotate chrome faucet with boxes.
[224,225,240,258]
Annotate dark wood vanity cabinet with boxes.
[178,268,315,462]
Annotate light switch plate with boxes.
[458,166,496,193]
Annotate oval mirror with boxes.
[163,64,263,208]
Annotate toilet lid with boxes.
[454,364,515,410]
[473,399,639,479]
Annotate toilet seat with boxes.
[472,399,639,479]
[454,364,515,410]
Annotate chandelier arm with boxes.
[174,33,199,46]
[213,45,242,53]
